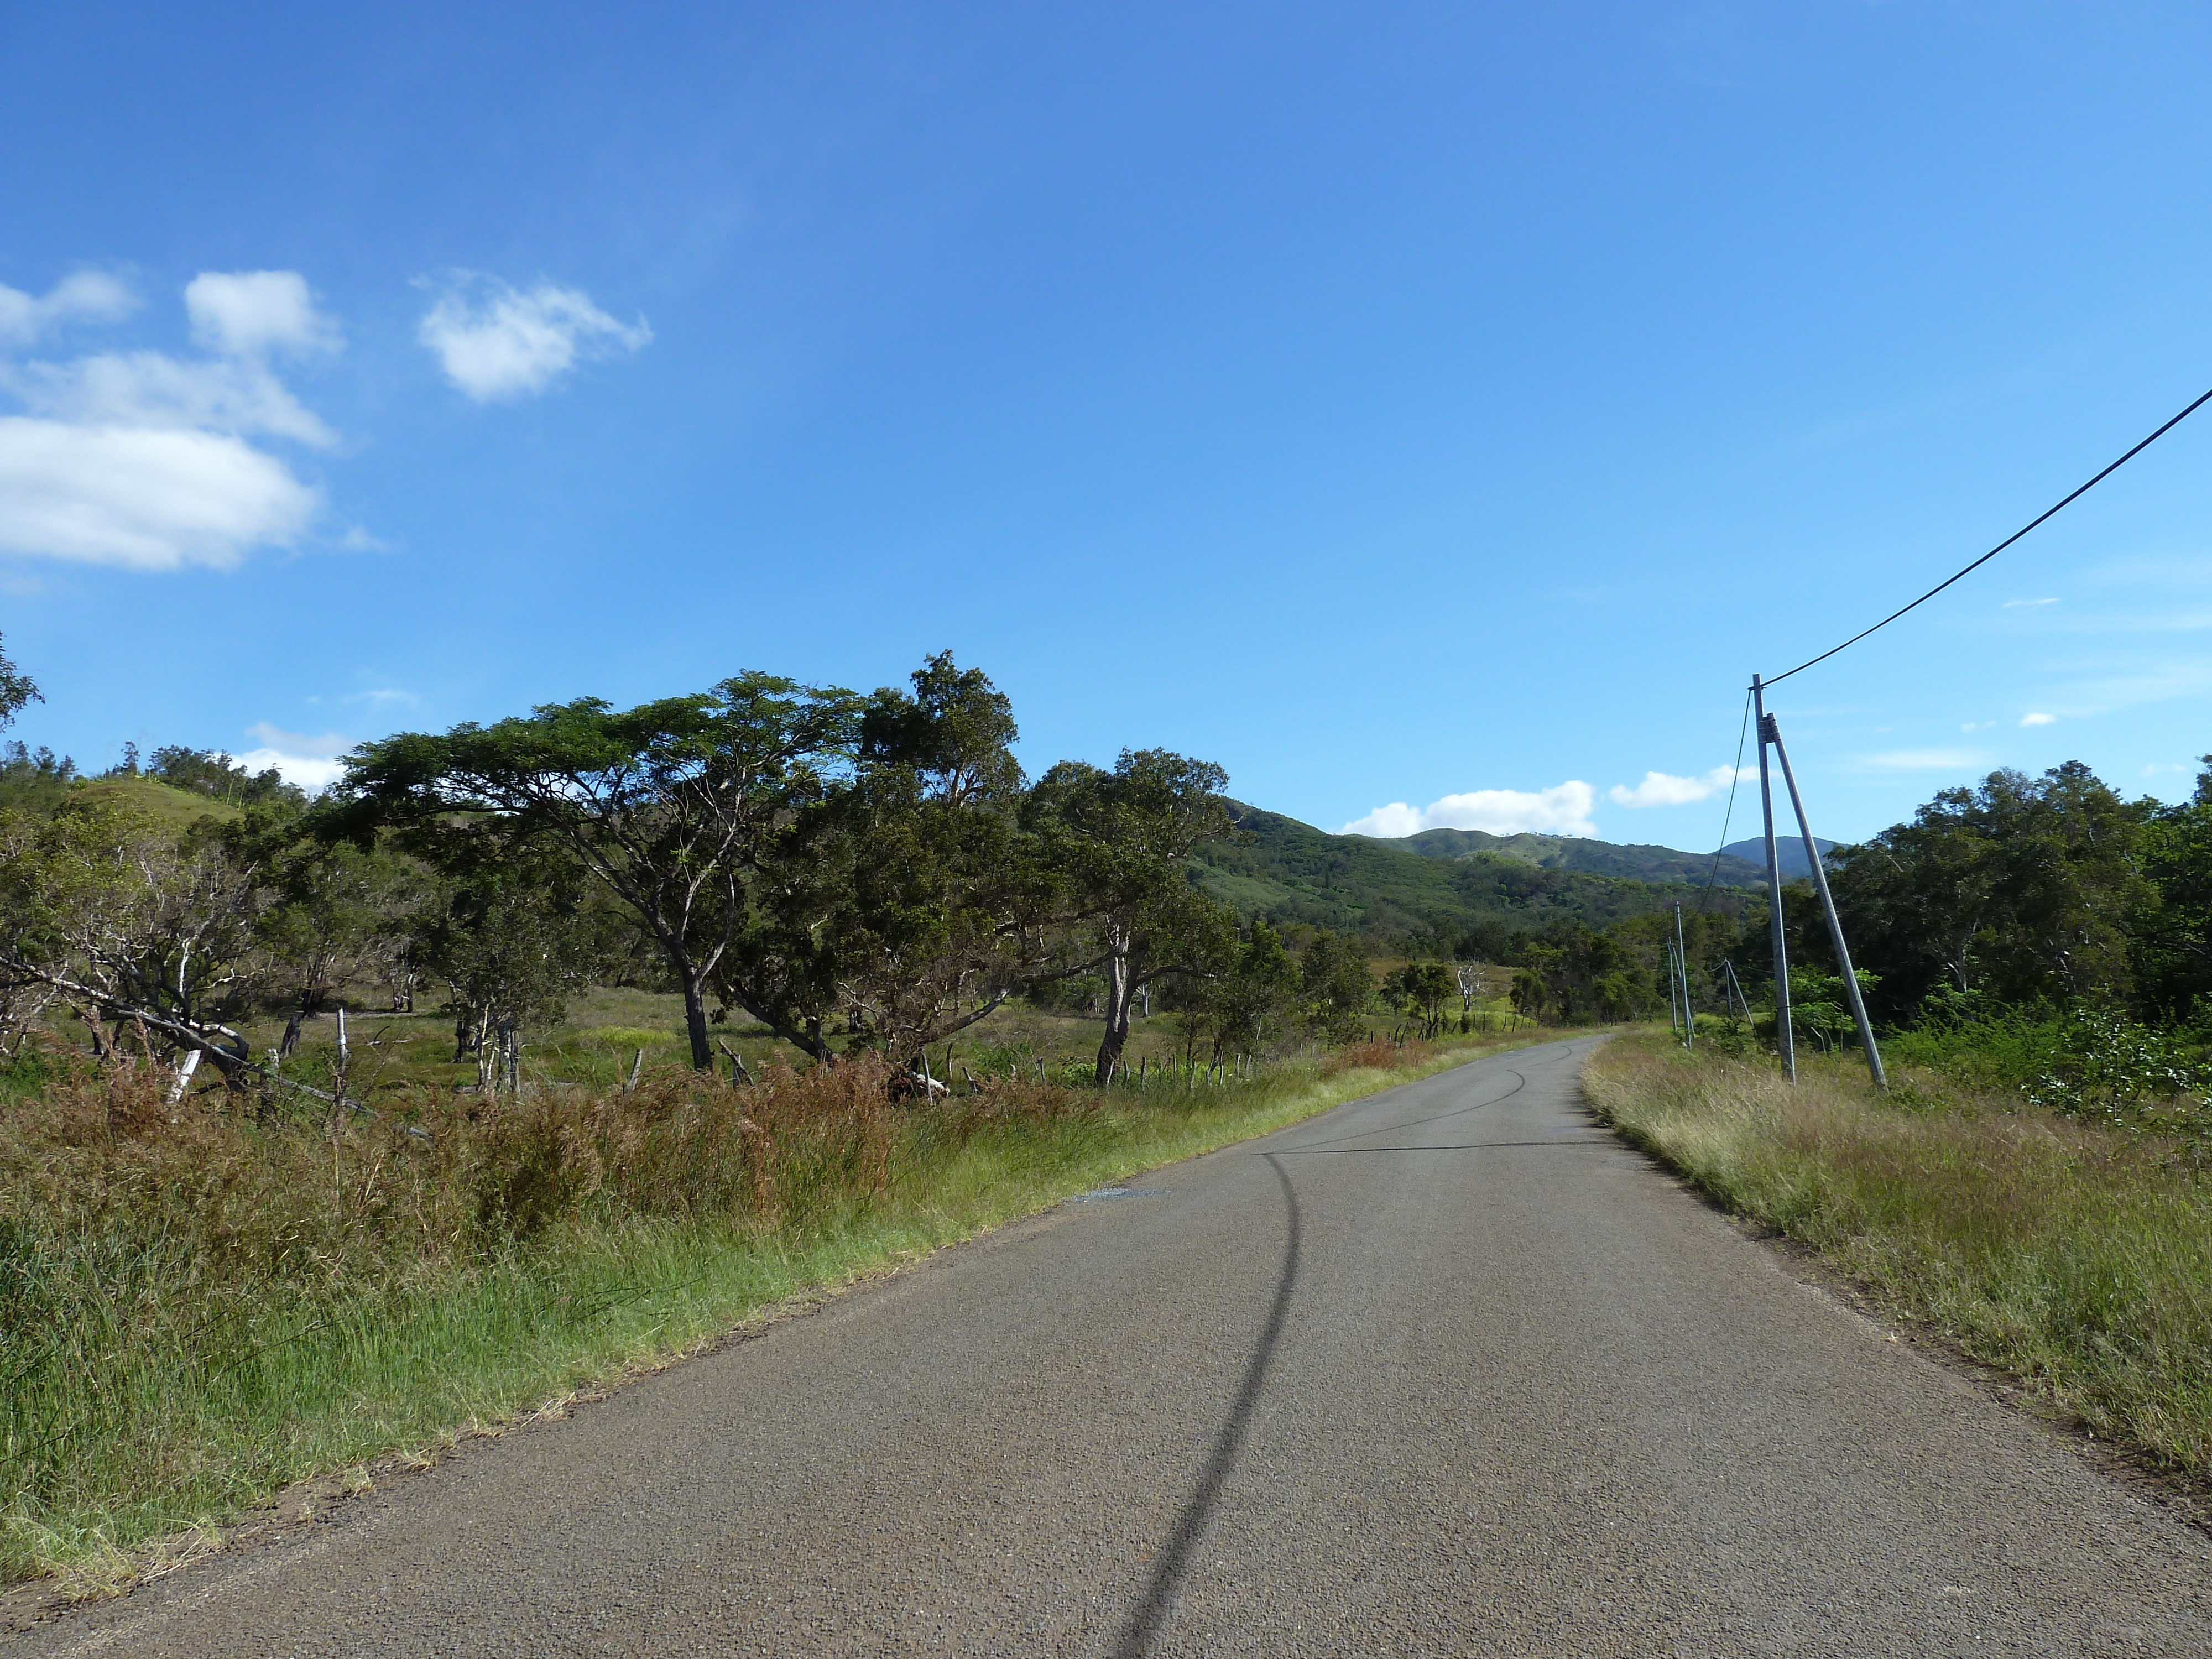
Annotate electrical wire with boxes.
[1697,686,1754,914]
[1762,383,2212,687]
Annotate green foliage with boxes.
[1828,761,2154,1020]
[1297,929,1374,1042]
[145,745,305,810]
[331,672,867,1070]
[0,633,39,733]
[1192,802,1744,954]
[2132,775,2212,1022]
[1025,747,1237,1079]
[1510,923,1658,1024]
[1778,966,1877,1056]
[0,796,265,1072]
[0,742,76,816]
[1180,919,1302,1062]
[1383,959,1455,1037]
[1384,824,1767,886]
[799,654,1055,1065]
[2017,1009,2212,1160]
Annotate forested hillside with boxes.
[1369,825,1768,886]
[1193,802,1746,956]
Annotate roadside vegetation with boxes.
[0,632,1549,1587]
[1577,752,2212,1484]
[1585,1035,2212,1481]
[0,1027,1538,1587]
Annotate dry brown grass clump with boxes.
[1325,1037,1437,1075]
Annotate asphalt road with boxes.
[13,1036,2212,1656]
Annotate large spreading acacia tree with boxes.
[716,654,1062,1067]
[1024,748,1234,1082]
[329,675,863,1071]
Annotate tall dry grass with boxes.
[2,1029,1543,1584]
[1584,1036,2212,1477]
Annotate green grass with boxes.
[1583,1034,2212,1481]
[1,1030,1551,1589]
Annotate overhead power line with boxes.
[1763,382,2212,687]
[1698,686,1754,913]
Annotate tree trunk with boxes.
[680,967,714,1072]
[1092,927,1134,1084]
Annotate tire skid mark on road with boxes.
[1109,1153,1303,1659]
[1275,1040,1579,1156]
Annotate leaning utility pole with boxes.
[1763,711,1888,1091]
[1673,902,1693,1052]
[1751,675,1796,1081]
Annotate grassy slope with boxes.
[1583,1034,2212,1479]
[0,774,244,830]
[4,1032,1551,1588]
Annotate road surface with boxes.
[11,1036,2210,1656]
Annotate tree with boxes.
[1024,748,1235,1082]
[245,818,430,1057]
[415,847,604,1092]
[1510,923,1653,1025]
[789,654,1058,1070]
[148,747,304,809]
[1212,920,1303,1058]
[1384,960,1455,1038]
[2128,761,2212,1022]
[1298,929,1374,1042]
[0,797,267,1085]
[331,675,863,1071]
[0,633,39,732]
[1829,762,2151,1021]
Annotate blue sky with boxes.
[4,2,2210,848]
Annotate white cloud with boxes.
[2020,711,2057,727]
[1607,765,1750,808]
[236,723,353,789]
[2003,597,2060,609]
[0,271,135,347]
[185,270,341,358]
[342,686,420,708]
[2,351,334,446]
[0,420,320,571]
[0,270,336,570]
[1339,780,1598,839]
[417,274,650,401]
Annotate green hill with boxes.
[0,771,246,827]
[1193,803,1749,952]
[1370,826,1767,886]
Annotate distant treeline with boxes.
[1500,756,2212,1061]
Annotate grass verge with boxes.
[1583,1034,2212,1482]
[2,1031,1548,1588]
